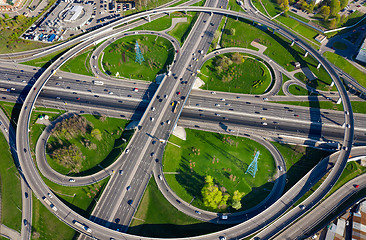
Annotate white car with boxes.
[167,120,171,124]
[125,149,130,153]
[69,178,75,182]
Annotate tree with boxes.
[232,200,242,210]
[201,176,229,209]
[91,129,102,141]
[340,0,348,9]
[330,0,341,16]
[229,28,236,36]
[281,0,289,12]
[320,6,330,20]
[329,18,337,29]
[340,14,348,24]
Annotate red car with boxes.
[354,184,360,188]
[177,92,181,95]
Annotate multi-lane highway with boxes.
[2,2,358,240]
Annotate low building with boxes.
[351,201,366,240]
[355,38,366,64]
[315,34,326,44]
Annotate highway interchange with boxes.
[0,0,364,239]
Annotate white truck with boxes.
[73,220,92,233]
[42,196,57,211]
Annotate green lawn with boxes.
[102,35,174,81]
[32,194,76,240]
[274,100,366,114]
[128,178,231,238]
[132,15,172,31]
[199,53,272,94]
[168,12,198,45]
[47,115,131,176]
[272,142,330,192]
[0,134,22,232]
[323,51,366,88]
[163,129,276,212]
[60,47,95,76]
[288,84,319,96]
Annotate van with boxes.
[92,80,104,85]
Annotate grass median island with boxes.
[168,12,198,45]
[163,129,276,212]
[102,35,174,81]
[199,53,272,94]
[46,115,132,176]
[0,134,22,232]
[128,178,231,238]
[132,15,172,31]
[221,18,333,91]
[60,47,95,76]
[288,84,319,96]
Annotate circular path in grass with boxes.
[38,113,132,178]
[101,34,175,81]
[199,52,273,94]
[162,129,279,213]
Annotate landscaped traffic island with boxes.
[46,114,133,176]
[102,34,175,81]
[163,129,276,212]
[199,53,272,94]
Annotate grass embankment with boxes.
[275,15,321,47]
[251,0,281,17]
[220,17,332,91]
[46,115,131,176]
[272,143,330,192]
[323,51,366,88]
[199,53,272,94]
[128,179,231,238]
[277,75,291,96]
[21,47,72,68]
[273,101,366,114]
[296,160,366,206]
[102,35,174,81]
[33,177,110,239]
[163,129,276,212]
[0,134,22,232]
[32,195,77,240]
